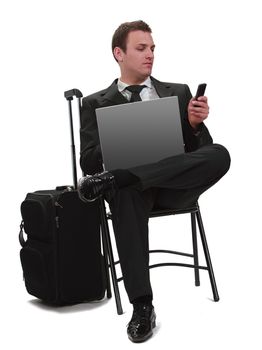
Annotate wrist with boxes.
[189,121,199,130]
[189,121,204,136]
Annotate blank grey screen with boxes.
[96,96,185,171]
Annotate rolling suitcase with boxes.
[19,89,109,305]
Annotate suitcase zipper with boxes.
[55,216,60,229]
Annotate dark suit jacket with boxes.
[80,76,213,175]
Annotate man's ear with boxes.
[113,47,124,62]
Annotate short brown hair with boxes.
[112,20,152,61]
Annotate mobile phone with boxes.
[195,83,207,100]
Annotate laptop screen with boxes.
[95,96,184,171]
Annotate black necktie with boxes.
[125,85,147,102]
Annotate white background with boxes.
[1,0,261,348]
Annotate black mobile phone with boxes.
[195,83,207,100]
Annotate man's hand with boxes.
[187,96,209,130]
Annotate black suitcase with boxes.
[19,89,108,305]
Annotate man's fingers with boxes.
[189,107,209,118]
[196,96,207,102]
[192,100,208,108]
[191,108,209,115]
[188,96,209,122]
[189,106,209,114]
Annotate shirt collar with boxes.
[117,76,152,92]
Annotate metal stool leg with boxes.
[99,198,123,314]
[191,212,200,286]
[196,206,219,301]
[100,221,112,299]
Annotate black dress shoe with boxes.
[78,171,117,202]
[127,304,156,343]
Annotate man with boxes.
[78,20,231,343]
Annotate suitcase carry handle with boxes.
[19,221,26,247]
[64,89,83,190]
[64,89,83,100]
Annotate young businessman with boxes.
[78,20,231,343]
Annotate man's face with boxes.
[117,30,155,81]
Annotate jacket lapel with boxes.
[150,76,173,98]
[101,79,128,105]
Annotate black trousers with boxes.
[108,144,231,303]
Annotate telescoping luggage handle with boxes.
[18,89,83,249]
[64,89,83,190]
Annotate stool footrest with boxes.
[150,249,194,258]
[116,263,208,282]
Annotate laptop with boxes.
[95,96,185,171]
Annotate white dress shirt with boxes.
[117,77,160,101]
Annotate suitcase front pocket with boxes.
[20,240,57,302]
[20,194,55,242]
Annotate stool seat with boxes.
[149,204,199,217]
